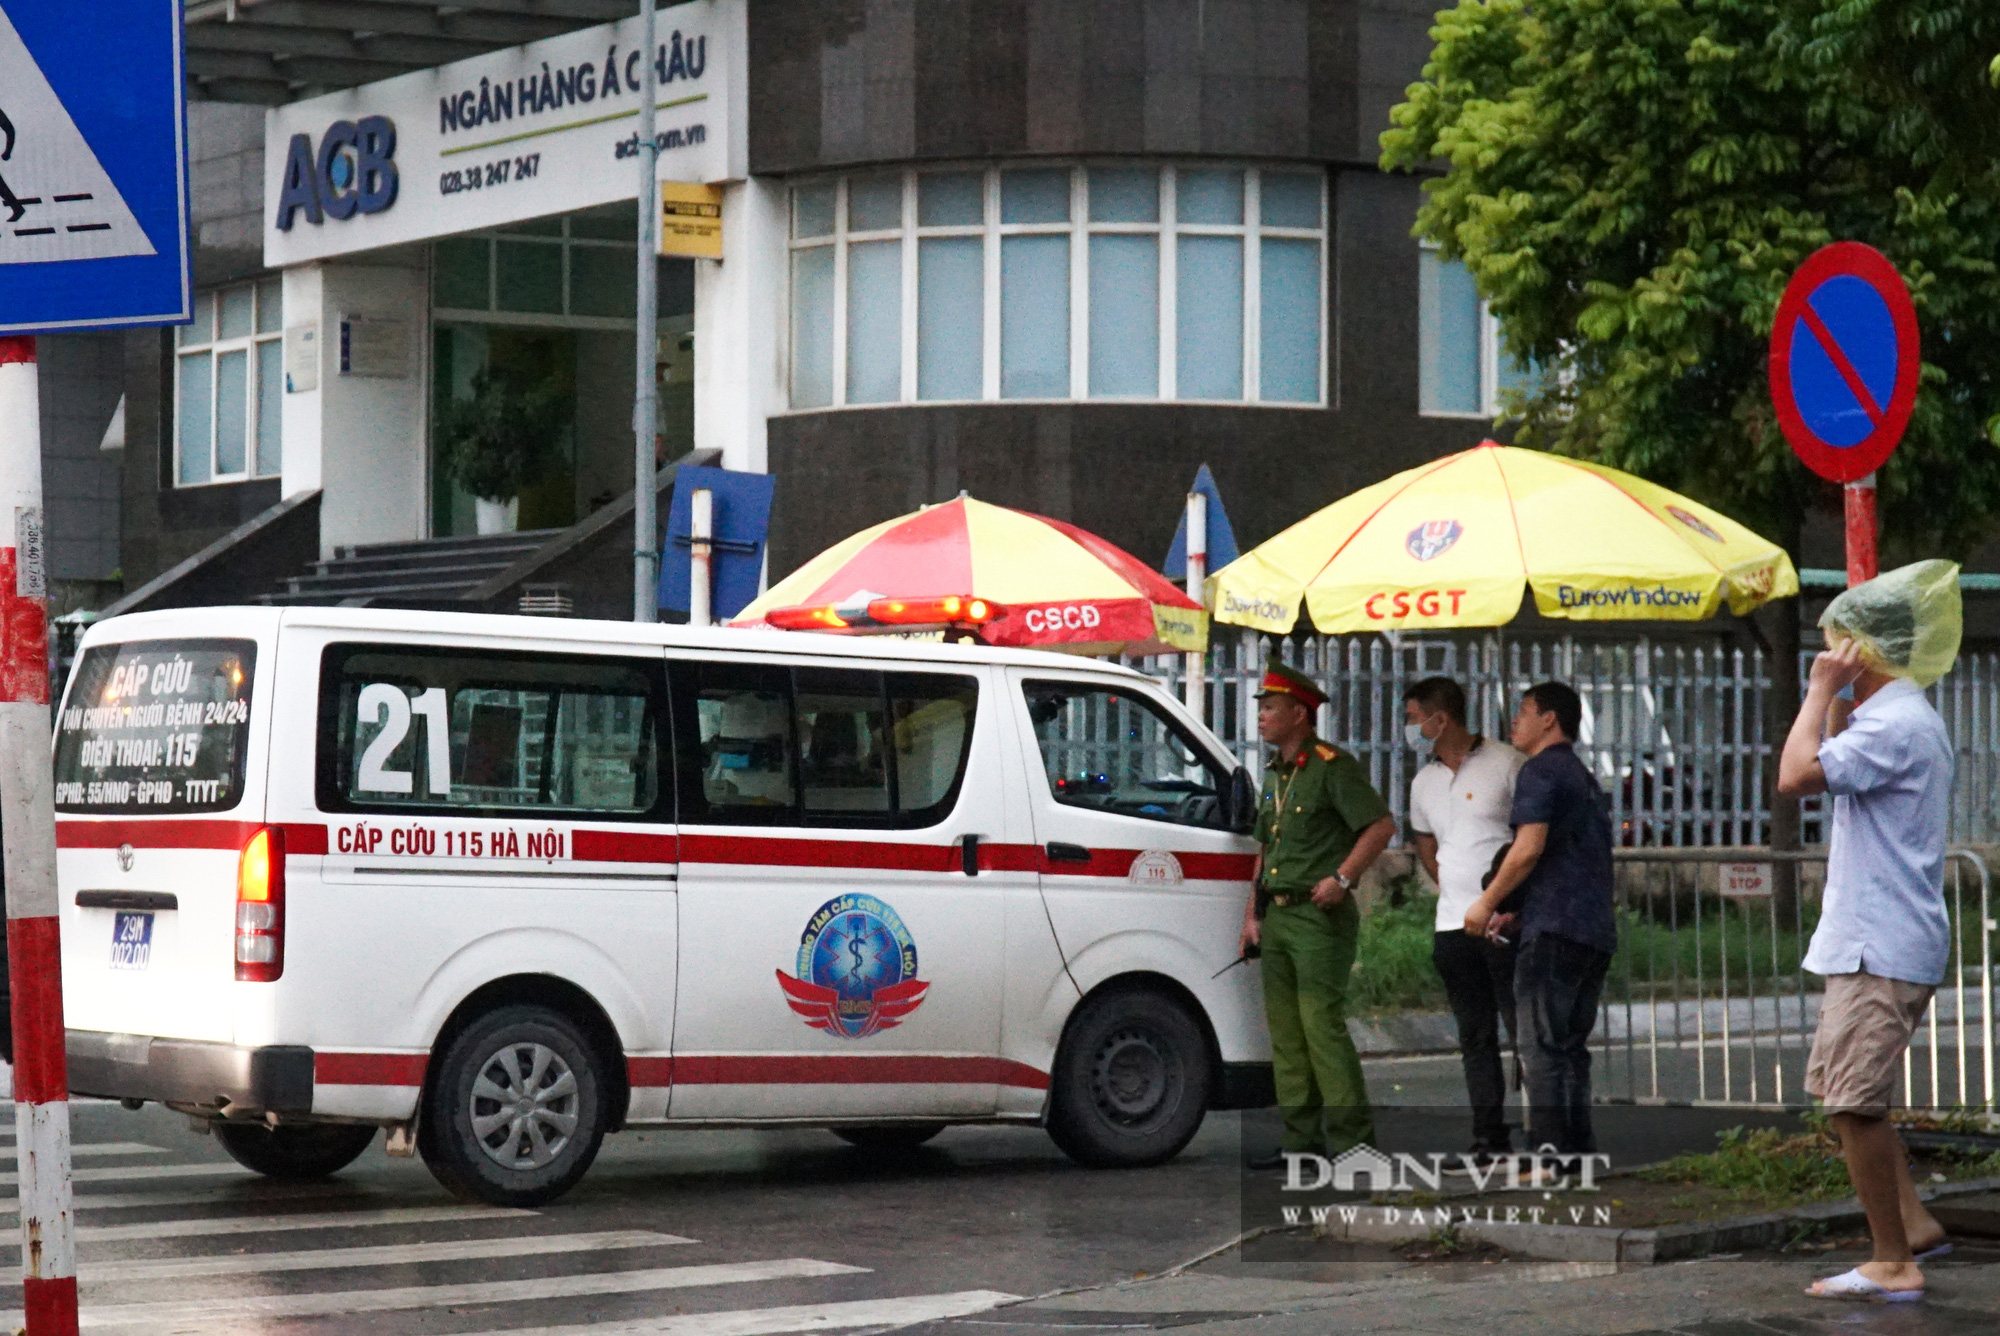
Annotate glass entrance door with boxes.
[429,203,696,538]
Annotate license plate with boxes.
[109,912,154,970]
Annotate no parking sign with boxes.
[1768,242,1919,483]
[1769,241,1920,584]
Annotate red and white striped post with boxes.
[0,336,80,1336]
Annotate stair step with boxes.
[333,531,560,562]
[308,549,538,578]
[262,578,496,605]
[294,558,523,589]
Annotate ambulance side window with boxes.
[1023,680,1229,829]
[797,667,890,816]
[887,671,979,824]
[685,661,798,821]
[668,661,979,829]
[318,645,664,819]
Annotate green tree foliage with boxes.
[1381,0,2000,556]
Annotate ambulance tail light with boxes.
[235,826,286,983]
[867,596,1002,626]
[766,604,851,631]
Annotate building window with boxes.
[1418,245,1535,417]
[175,279,283,486]
[787,164,1327,410]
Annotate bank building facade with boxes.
[37,0,1513,622]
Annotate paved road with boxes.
[6,1057,1836,1336]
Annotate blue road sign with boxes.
[0,1,191,333]
[1163,463,1241,577]
[659,465,776,620]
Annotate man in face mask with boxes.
[1404,676,1525,1165]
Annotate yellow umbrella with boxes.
[1208,441,1798,634]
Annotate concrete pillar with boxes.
[280,257,432,555]
[692,176,785,474]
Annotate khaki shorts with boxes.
[1806,971,1935,1118]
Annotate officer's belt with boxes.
[1256,887,1318,913]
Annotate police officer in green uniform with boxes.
[1240,662,1396,1168]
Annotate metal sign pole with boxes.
[1844,471,1878,586]
[631,0,661,623]
[1184,491,1207,720]
[0,337,79,1336]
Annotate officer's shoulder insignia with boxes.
[1313,742,1339,762]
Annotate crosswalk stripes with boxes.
[0,1133,161,1158]
[0,1178,363,1213]
[0,1124,1025,1336]
[1,1258,869,1330]
[81,1229,693,1281]
[0,1160,254,1186]
[72,1202,537,1242]
[476,1293,1027,1336]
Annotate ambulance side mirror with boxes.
[1225,767,1257,834]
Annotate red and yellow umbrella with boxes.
[731,496,1207,656]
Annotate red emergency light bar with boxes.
[764,595,1003,634]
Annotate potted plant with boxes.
[435,368,569,534]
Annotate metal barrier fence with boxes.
[1133,632,2000,847]
[1590,848,1994,1112]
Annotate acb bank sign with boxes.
[274,117,398,229]
[262,0,736,265]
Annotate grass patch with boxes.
[1635,1113,2000,1212]
[1351,881,1449,1014]
[1605,899,1821,1004]
[1635,1119,1852,1204]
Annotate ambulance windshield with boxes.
[53,639,258,815]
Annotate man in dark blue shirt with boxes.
[1463,682,1615,1160]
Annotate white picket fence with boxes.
[1132,631,2000,848]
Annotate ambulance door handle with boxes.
[1045,841,1093,864]
[960,834,980,877]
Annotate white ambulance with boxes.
[54,606,1271,1205]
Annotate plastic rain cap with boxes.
[1817,559,1963,688]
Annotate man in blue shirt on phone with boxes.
[1461,682,1615,1164]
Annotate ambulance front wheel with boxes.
[213,1122,377,1179]
[1046,987,1212,1168]
[418,1005,609,1207]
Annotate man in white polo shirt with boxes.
[1779,575,1956,1303]
[1405,676,1526,1161]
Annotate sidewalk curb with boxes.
[1304,1174,2000,1265]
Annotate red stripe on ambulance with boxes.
[54,819,329,854]
[666,1055,1049,1089]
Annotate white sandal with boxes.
[1807,1268,1924,1303]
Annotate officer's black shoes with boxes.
[1247,1149,1292,1171]
[1442,1144,1514,1175]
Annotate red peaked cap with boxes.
[1256,662,1327,712]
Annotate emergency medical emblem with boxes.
[1665,505,1723,543]
[1128,849,1184,886]
[1405,519,1463,562]
[776,894,929,1039]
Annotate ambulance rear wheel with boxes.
[833,1123,946,1152]
[214,1122,377,1180]
[1046,988,1211,1168]
[419,1005,607,1207]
